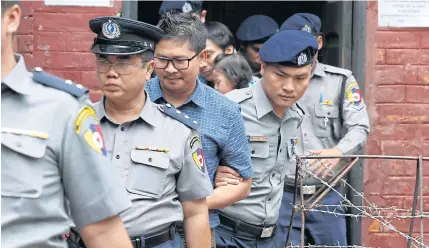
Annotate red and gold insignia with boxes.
[84,124,107,156]
[192,148,206,172]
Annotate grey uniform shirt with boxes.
[1,55,131,248]
[94,96,213,237]
[285,61,371,185]
[219,82,303,226]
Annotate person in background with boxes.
[159,0,207,23]
[199,21,235,87]
[274,13,370,247]
[211,54,252,94]
[1,1,133,248]
[236,15,279,78]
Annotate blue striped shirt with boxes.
[145,76,252,228]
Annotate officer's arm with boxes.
[335,76,370,154]
[80,216,133,248]
[208,106,252,209]
[177,130,212,247]
[60,103,132,248]
[182,199,211,248]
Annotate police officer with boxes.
[274,13,371,247]
[88,16,213,248]
[214,30,319,248]
[236,15,279,78]
[1,2,133,248]
[159,0,207,23]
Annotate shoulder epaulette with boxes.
[226,88,253,104]
[158,103,199,130]
[32,67,89,98]
[320,64,353,78]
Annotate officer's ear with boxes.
[144,60,155,80]
[3,3,21,35]
[317,35,323,50]
[260,61,267,76]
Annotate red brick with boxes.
[365,136,382,155]
[419,66,429,84]
[17,16,33,35]
[375,31,421,49]
[366,158,419,177]
[421,32,429,49]
[34,12,101,32]
[371,124,429,141]
[67,32,96,52]
[374,85,405,103]
[404,196,429,212]
[385,49,429,65]
[16,35,33,53]
[365,233,407,247]
[20,1,34,16]
[21,53,35,70]
[377,104,429,124]
[406,86,429,103]
[383,176,429,196]
[33,32,63,51]
[376,49,385,65]
[366,195,406,209]
[81,71,100,90]
[32,1,121,15]
[375,65,418,85]
[33,51,96,70]
[380,140,429,156]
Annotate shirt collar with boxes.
[2,54,34,95]
[252,79,274,119]
[312,60,327,78]
[95,94,160,127]
[147,76,206,109]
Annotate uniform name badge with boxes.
[248,136,268,142]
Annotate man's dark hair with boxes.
[157,12,207,53]
[214,54,252,90]
[1,0,20,15]
[205,21,235,51]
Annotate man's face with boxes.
[96,54,153,101]
[260,62,312,111]
[244,43,263,73]
[200,40,232,81]
[154,39,206,95]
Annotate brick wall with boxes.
[16,1,122,102]
[363,1,429,247]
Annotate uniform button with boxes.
[279,149,282,153]
[271,173,275,178]
[121,127,125,131]
[116,155,120,159]
[328,112,331,115]
[148,157,152,162]
[268,198,271,201]
[251,150,255,154]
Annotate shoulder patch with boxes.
[158,103,199,130]
[32,68,89,98]
[226,88,253,104]
[321,64,353,78]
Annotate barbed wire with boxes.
[292,158,428,248]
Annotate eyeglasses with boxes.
[96,60,145,75]
[154,53,199,70]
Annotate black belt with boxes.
[219,214,276,239]
[284,184,323,195]
[131,224,176,248]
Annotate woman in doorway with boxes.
[212,54,253,94]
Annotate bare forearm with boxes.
[207,178,251,209]
[184,212,211,248]
[80,216,132,248]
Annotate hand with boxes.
[214,166,243,187]
[308,147,343,179]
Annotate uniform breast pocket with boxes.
[313,105,340,138]
[1,133,47,198]
[127,150,170,199]
[248,141,270,179]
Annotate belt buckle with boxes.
[302,185,316,195]
[260,226,274,238]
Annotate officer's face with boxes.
[200,40,233,81]
[260,62,312,113]
[154,39,206,95]
[244,43,263,72]
[96,54,153,101]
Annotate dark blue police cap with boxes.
[280,13,321,36]
[89,16,164,55]
[259,30,318,67]
[159,1,203,15]
[236,15,279,42]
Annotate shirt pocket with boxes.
[248,141,270,180]
[313,105,340,138]
[127,150,170,199]
[1,133,47,198]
